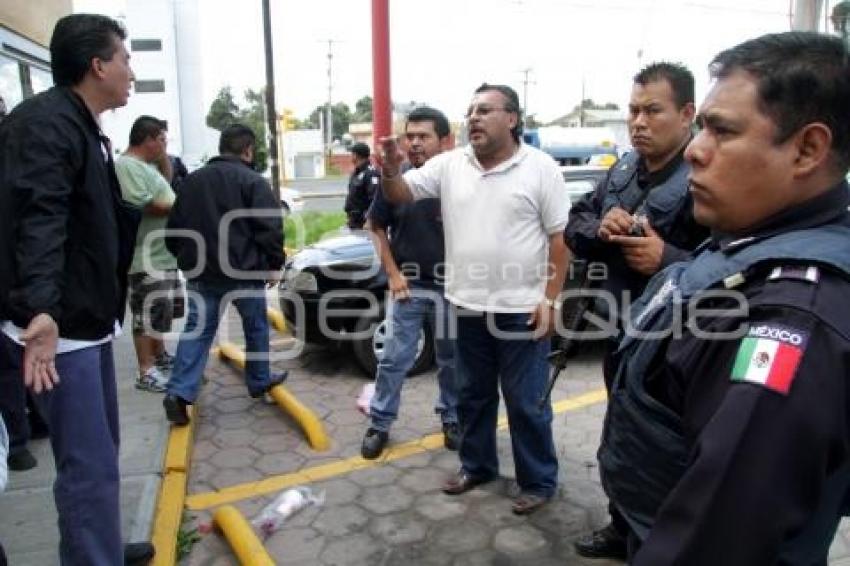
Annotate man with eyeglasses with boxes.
[379,84,571,515]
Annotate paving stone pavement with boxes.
[179,318,850,566]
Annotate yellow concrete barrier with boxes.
[266,307,287,333]
[268,385,330,451]
[212,505,275,566]
[216,342,330,451]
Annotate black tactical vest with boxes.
[598,223,850,558]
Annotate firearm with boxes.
[539,259,599,409]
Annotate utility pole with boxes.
[261,0,279,199]
[324,39,335,154]
[519,67,535,116]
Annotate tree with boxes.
[306,102,352,141]
[206,86,238,130]
[570,98,619,113]
[352,95,373,123]
[205,85,269,172]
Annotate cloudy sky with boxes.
[74,0,812,123]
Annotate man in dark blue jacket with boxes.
[0,14,154,565]
[163,124,285,426]
[568,62,709,560]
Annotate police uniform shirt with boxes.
[633,183,850,565]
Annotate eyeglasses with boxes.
[464,105,509,119]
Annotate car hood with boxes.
[290,232,378,271]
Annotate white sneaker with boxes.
[135,366,168,393]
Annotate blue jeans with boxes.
[369,289,458,432]
[1,332,122,565]
[454,309,558,498]
[167,280,272,403]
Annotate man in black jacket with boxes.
[162,124,285,426]
[0,14,154,565]
[568,63,709,560]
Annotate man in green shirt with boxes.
[116,115,180,392]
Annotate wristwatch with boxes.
[544,297,561,311]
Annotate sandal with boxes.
[511,493,550,515]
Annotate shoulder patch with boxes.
[767,265,820,284]
[730,323,809,395]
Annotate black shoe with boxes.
[163,394,189,426]
[574,523,628,560]
[442,422,459,451]
[7,448,37,471]
[360,428,388,460]
[124,541,155,565]
[249,371,289,399]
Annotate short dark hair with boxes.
[634,62,694,108]
[129,115,166,147]
[474,83,523,142]
[50,14,126,87]
[710,31,850,171]
[406,106,450,139]
[219,123,256,156]
[350,142,370,159]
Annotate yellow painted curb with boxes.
[186,387,607,511]
[151,471,187,566]
[164,407,195,473]
[216,342,331,452]
[268,385,331,451]
[266,307,287,333]
[152,406,196,566]
[212,505,275,566]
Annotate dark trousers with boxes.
[603,338,630,538]
[454,310,558,497]
[0,347,28,457]
[0,333,122,566]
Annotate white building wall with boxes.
[100,0,217,166]
[282,129,325,179]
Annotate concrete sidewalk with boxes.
[0,329,169,565]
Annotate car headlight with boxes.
[284,270,318,293]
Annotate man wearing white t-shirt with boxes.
[379,84,571,515]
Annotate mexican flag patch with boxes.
[730,324,809,395]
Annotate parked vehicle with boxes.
[278,231,433,376]
[280,186,304,213]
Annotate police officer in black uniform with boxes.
[597,31,850,565]
[345,142,379,229]
[568,62,709,560]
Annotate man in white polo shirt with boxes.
[379,83,571,515]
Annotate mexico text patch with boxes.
[730,324,809,395]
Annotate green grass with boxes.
[176,513,201,562]
[284,211,348,249]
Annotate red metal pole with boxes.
[371,0,391,145]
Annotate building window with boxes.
[0,54,24,110]
[134,80,165,93]
[130,39,162,52]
